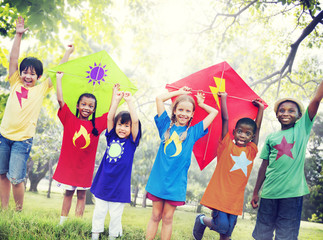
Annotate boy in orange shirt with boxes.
[193,92,264,240]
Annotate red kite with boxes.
[166,61,268,170]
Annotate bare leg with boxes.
[12,182,25,211]
[160,202,176,240]
[220,234,231,240]
[61,189,75,216]
[0,174,10,209]
[202,216,213,228]
[146,201,164,240]
[75,190,86,217]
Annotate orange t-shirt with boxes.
[200,133,258,215]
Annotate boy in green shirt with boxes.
[251,79,323,239]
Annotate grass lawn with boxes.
[0,191,322,239]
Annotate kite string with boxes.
[47,70,137,90]
[165,85,253,102]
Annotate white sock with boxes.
[59,216,68,225]
[92,233,99,240]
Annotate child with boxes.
[145,86,218,240]
[53,47,109,224]
[0,17,52,211]
[251,80,323,240]
[90,86,141,240]
[193,92,264,240]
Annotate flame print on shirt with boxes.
[73,125,91,149]
[106,140,125,163]
[164,131,182,157]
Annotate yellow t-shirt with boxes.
[0,71,51,141]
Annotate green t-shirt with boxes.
[260,108,315,199]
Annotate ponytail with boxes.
[91,111,99,136]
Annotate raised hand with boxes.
[178,86,192,95]
[113,83,120,95]
[16,16,28,35]
[123,91,133,102]
[56,71,64,80]
[196,90,206,106]
[252,98,264,108]
[115,91,124,101]
[217,91,227,98]
[66,44,74,55]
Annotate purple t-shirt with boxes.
[91,127,141,202]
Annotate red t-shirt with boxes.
[200,133,257,215]
[53,104,108,187]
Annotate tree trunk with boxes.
[142,190,147,208]
[132,185,139,207]
[86,190,94,204]
[47,159,53,198]
[196,204,202,213]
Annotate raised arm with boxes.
[196,90,218,131]
[218,92,228,139]
[308,80,323,121]
[56,72,65,109]
[156,86,192,117]
[107,86,123,132]
[251,159,269,209]
[124,92,139,140]
[9,17,28,78]
[59,45,74,64]
[251,99,264,145]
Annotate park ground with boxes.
[0,180,323,240]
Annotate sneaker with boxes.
[192,214,206,240]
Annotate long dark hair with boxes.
[76,93,99,136]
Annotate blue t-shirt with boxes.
[145,111,208,201]
[90,127,141,203]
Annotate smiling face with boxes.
[20,67,39,87]
[173,100,194,126]
[76,96,96,120]
[233,123,255,147]
[115,119,131,138]
[276,101,301,130]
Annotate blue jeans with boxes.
[0,134,33,184]
[252,197,303,240]
[210,209,238,237]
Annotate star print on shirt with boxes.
[273,136,294,161]
[230,151,252,177]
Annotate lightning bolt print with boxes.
[16,86,29,108]
[209,77,226,109]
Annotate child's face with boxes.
[174,101,194,126]
[115,119,131,138]
[233,123,255,147]
[20,67,39,87]
[276,101,301,129]
[76,96,96,120]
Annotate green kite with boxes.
[48,50,137,117]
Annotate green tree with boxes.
[303,115,323,222]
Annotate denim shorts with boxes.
[209,209,238,237]
[252,197,303,240]
[0,134,33,184]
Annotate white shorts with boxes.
[55,181,90,191]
